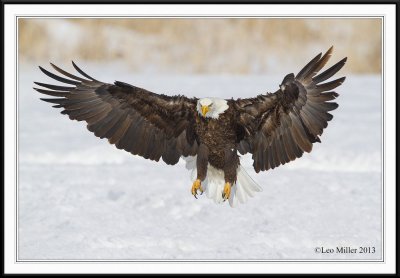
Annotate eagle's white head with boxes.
[197,98,229,119]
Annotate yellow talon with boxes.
[222,182,231,201]
[191,179,203,198]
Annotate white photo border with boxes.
[4,3,396,274]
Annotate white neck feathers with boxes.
[198,98,229,119]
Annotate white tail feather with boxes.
[183,156,262,207]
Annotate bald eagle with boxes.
[34,47,346,207]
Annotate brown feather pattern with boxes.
[35,48,345,176]
[235,47,346,172]
[34,62,199,165]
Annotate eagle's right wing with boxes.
[34,62,198,165]
[234,47,347,172]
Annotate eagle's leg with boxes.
[222,182,231,201]
[191,179,203,198]
[222,148,240,201]
[192,144,209,199]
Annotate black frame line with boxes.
[2,1,400,4]
[12,14,386,264]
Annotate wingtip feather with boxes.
[38,65,46,73]
[71,61,98,81]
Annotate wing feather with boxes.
[35,62,199,164]
[39,66,80,85]
[313,57,347,84]
[235,47,346,172]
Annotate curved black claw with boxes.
[191,179,203,199]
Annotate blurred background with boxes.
[18,18,383,261]
[19,18,381,74]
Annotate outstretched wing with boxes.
[34,62,199,165]
[234,47,346,172]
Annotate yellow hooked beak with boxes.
[201,105,209,117]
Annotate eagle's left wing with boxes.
[34,62,198,165]
[234,47,347,172]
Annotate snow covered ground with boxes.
[18,63,382,260]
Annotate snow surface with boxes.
[18,63,382,260]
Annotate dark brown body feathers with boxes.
[194,104,240,183]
